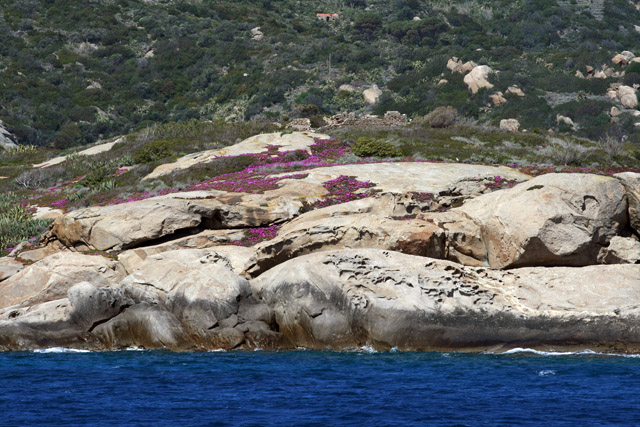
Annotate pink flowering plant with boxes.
[230,224,281,247]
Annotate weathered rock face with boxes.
[0,252,125,310]
[438,173,628,268]
[252,249,640,351]
[118,234,253,275]
[47,191,305,251]
[248,208,445,276]
[614,172,640,233]
[0,258,24,282]
[143,131,328,180]
[463,65,494,94]
[0,249,284,351]
[0,122,17,150]
[598,236,640,264]
[275,162,530,195]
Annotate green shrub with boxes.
[424,106,458,128]
[352,137,402,158]
[132,140,173,164]
[0,192,51,253]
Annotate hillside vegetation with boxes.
[2,0,640,148]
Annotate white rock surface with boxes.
[144,131,328,180]
[33,138,121,168]
[500,119,520,132]
[598,236,640,264]
[363,84,383,105]
[463,65,494,93]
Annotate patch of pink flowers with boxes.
[230,224,281,246]
[309,175,377,209]
[50,198,70,208]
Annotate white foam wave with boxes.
[499,347,640,358]
[359,345,378,354]
[32,347,91,354]
[537,370,556,376]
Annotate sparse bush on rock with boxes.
[352,137,402,158]
[424,106,458,128]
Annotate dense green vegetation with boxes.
[2,0,640,148]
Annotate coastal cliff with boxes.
[2,131,640,353]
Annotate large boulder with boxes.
[252,249,640,351]
[47,190,304,251]
[500,119,520,132]
[435,173,628,268]
[99,248,281,350]
[619,85,638,109]
[144,131,328,180]
[363,84,382,105]
[463,65,494,94]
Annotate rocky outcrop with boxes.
[0,249,284,351]
[252,249,640,351]
[248,208,445,276]
[0,119,17,150]
[612,51,635,66]
[46,190,307,251]
[4,126,640,352]
[490,92,507,106]
[500,119,520,132]
[32,138,121,169]
[507,86,525,97]
[607,84,638,109]
[363,84,382,105]
[4,247,640,352]
[557,114,578,130]
[463,65,493,94]
[143,131,328,180]
[447,57,476,74]
[0,252,125,310]
[615,172,640,233]
[250,27,263,41]
[433,173,628,268]
[598,236,640,264]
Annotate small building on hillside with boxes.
[317,13,339,21]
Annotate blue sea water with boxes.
[1,348,639,426]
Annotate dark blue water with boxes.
[1,348,639,426]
